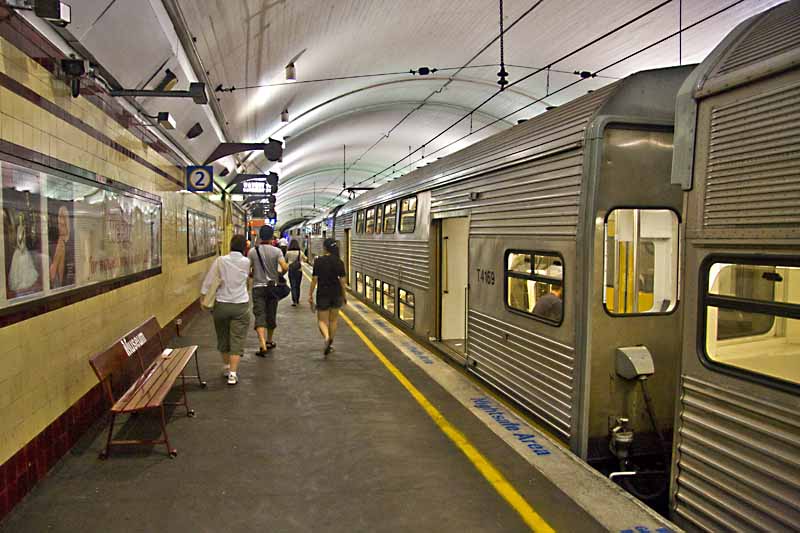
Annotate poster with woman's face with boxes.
[2,162,44,299]
[46,177,76,289]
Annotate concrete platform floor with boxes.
[0,298,603,532]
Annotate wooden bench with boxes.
[89,316,206,458]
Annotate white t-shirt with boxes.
[201,252,250,304]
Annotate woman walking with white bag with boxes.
[201,235,250,385]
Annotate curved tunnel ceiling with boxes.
[170,0,784,222]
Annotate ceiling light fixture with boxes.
[186,122,204,139]
[140,111,176,129]
[285,63,297,82]
[155,68,178,91]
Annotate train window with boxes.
[505,251,563,324]
[365,275,373,301]
[375,205,383,234]
[603,209,679,315]
[399,196,417,233]
[374,278,382,305]
[356,272,363,294]
[383,202,397,233]
[704,261,800,386]
[399,289,415,326]
[365,208,375,234]
[356,211,365,234]
[382,282,395,314]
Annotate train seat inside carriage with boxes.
[706,264,800,384]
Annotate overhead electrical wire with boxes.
[315,0,746,213]
[343,0,749,190]
[331,0,547,197]
[343,0,676,192]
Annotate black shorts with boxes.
[252,286,279,329]
[316,290,343,311]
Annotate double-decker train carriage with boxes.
[337,65,695,467]
[668,1,800,531]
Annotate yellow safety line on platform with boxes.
[302,267,552,531]
[338,310,554,532]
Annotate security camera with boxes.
[60,58,88,98]
[156,112,176,130]
[35,0,71,27]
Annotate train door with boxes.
[345,228,352,288]
[439,217,469,360]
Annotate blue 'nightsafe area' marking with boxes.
[620,527,673,533]
[370,319,434,364]
[472,397,551,456]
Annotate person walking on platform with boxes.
[308,238,347,356]
[249,225,289,356]
[201,235,250,386]
[286,238,306,306]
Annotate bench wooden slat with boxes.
[112,347,197,413]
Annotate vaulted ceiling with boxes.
[51,0,786,222]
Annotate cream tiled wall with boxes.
[0,35,222,464]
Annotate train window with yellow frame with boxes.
[356,272,363,294]
[703,259,800,386]
[505,251,563,324]
[382,282,395,314]
[399,288,415,326]
[365,208,375,234]
[356,211,365,234]
[603,208,679,315]
[375,205,383,234]
[365,275,373,301]
[399,196,417,233]
[383,201,397,233]
[374,277,382,305]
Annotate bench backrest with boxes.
[89,317,165,404]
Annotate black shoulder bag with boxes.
[256,245,291,300]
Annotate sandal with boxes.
[266,341,277,350]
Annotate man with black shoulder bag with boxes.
[248,225,289,356]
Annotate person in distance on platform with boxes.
[249,225,289,356]
[202,235,250,386]
[308,238,347,357]
[285,238,307,307]
[278,234,289,257]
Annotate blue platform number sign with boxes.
[186,165,213,192]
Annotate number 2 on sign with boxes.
[477,268,495,285]
[193,171,206,187]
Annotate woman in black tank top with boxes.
[308,238,347,356]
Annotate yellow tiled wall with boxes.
[0,35,222,464]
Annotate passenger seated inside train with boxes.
[507,253,563,323]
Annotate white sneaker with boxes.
[227,372,238,385]
[222,365,230,377]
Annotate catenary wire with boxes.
[332,0,675,201]
[351,0,749,186]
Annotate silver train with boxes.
[285,3,800,529]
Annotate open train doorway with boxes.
[438,216,469,361]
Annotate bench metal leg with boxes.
[165,372,195,418]
[159,405,177,458]
[100,412,116,459]
[180,350,207,388]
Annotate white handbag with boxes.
[201,261,221,311]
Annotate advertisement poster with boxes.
[187,209,217,262]
[2,164,44,300]
[46,176,76,289]
[0,157,162,313]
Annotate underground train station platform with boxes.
[0,284,676,533]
